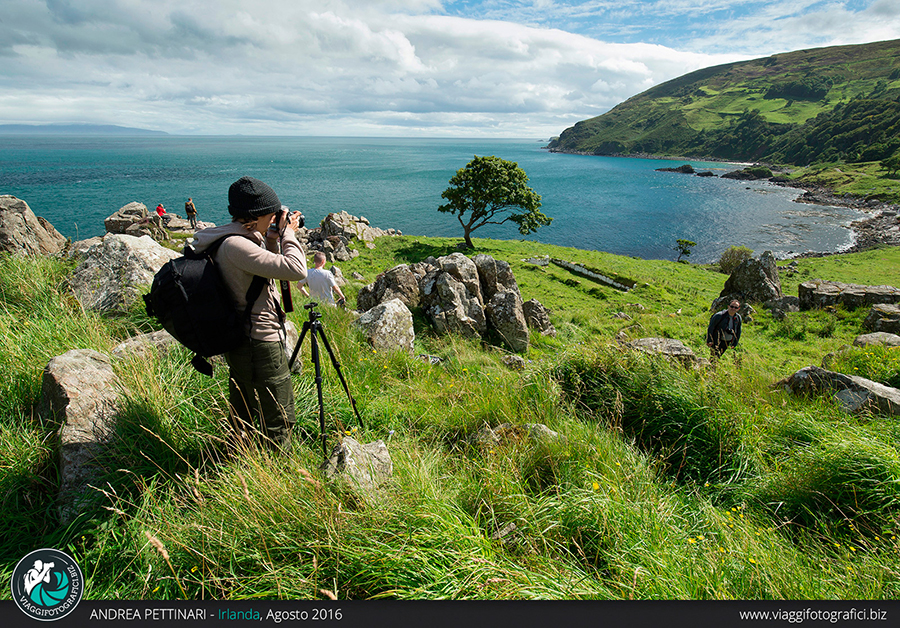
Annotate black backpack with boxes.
[144,235,266,376]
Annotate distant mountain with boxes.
[0,124,168,136]
[549,39,900,166]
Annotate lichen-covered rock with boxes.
[485,290,529,353]
[523,299,556,337]
[0,195,67,256]
[356,264,421,312]
[67,234,179,313]
[853,331,900,347]
[38,349,120,523]
[778,365,900,416]
[626,337,698,366]
[321,436,393,499]
[421,269,486,339]
[863,303,900,334]
[720,250,782,304]
[473,254,520,301]
[799,280,900,311]
[352,298,415,353]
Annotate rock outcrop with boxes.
[798,280,900,311]
[0,195,67,256]
[626,337,700,367]
[863,303,900,334]
[854,331,900,347]
[719,250,782,304]
[357,252,546,353]
[485,290,529,353]
[523,299,557,337]
[111,329,179,360]
[421,267,487,339]
[67,234,179,313]
[778,365,900,416]
[38,349,120,523]
[356,264,421,312]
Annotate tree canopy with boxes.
[438,155,551,248]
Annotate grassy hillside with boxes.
[2,239,900,601]
[548,39,900,169]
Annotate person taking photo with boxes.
[188,176,307,451]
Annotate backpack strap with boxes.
[196,234,267,323]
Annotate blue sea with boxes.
[0,136,863,263]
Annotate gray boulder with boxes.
[501,355,527,370]
[437,253,484,306]
[854,331,900,347]
[626,337,699,367]
[799,280,900,311]
[67,234,179,313]
[720,250,782,304]
[112,330,179,360]
[473,254,520,301]
[67,237,104,260]
[105,201,146,233]
[485,290,529,353]
[0,195,67,256]
[38,349,120,523]
[321,436,393,499]
[778,365,900,416]
[863,303,900,334]
[356,264,421,312]
[523,299,556,337]
[320,211,395,250]
[352,298,415,354]
[471,422,561,448]
[421,269,486,339]
[762,295,800,320]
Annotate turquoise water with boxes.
[0,136,862,262]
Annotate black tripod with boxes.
[289,302,363,457]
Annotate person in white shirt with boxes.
[298,251,346,307]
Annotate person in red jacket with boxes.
[155,203,171,226]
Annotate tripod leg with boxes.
[310,328,328,458]
[316,326,364,429]
[289,321,311,371]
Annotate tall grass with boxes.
[3,241,900,601]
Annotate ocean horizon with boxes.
[0,135,863,263]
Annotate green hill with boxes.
[548,39,900,165]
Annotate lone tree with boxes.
[674,238,696,263]
[438,155,551,248]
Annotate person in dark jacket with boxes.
[707,300,742,359]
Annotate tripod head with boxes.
[304,301,322,322]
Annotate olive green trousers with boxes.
[225,338,295,451]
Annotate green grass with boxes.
[2,238,900,601]
[790,162,900,203]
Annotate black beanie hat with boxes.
[228,176,282,219]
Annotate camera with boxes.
[277,207,305,230]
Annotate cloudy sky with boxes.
[1,0,898,137]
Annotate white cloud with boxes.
[0,0,895,136]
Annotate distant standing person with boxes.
[156,203,171,226]
[707,299,742,359]
[185,197,197,229]
[298,251,346,307]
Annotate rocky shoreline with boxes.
[548,146,900,258]
[772,180,900,257]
